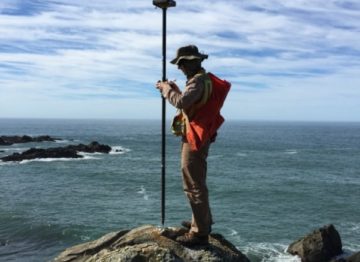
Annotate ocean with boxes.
[0,119,359,262]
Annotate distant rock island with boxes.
[52,224,359,262]
[0,135,60,145]
[0,141,112,162]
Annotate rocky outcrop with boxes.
[287,224,360,262]
[0,135,59,145]
[0,141,111,162]
[342,252,360,262]
[52,225,250,262]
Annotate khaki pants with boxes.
[181,141,212,236]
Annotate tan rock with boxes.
[52,225,250,262]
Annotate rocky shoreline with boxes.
[52,224,359,262]
[1,141,112,162]
[0,135,114,162]
[0,135,60,145]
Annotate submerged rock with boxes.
[0,141,111,162]
[287,224,343,262]
[0,135,59,145]
[52,225,250,262]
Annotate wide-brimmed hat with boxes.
[170,45,208,65]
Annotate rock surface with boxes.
[0,141,111,162]
[0,135,59,145]
[344,252,360,262]
[52,225,250,262]
[287,224,343,262]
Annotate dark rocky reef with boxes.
[0,135,60,145]
[288,224,359,262]
[0,141,111,162]
[52,225,250,262]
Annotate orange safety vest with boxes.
[171,72,231,151]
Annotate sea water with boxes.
[0,119,359,262]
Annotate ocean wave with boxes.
[230,229,239,236]
[343,222,360,234]
[0,159,22,166]
[225,228,243,246]
[19,155,100,164]
[340,222,360,252]
[0,147,26,152]
[0,215,93,261]
[349,223,360,233]
[110,146,131,155]
[78,151,104,156]
[137,185,149,200]
[55,139,71,144]
[284,149,298,155]
[242,242,301,262]
[236,152,248,157]
[208,154,223,160]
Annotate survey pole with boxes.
[152,0,176,226]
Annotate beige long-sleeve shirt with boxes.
[161,73,206,111]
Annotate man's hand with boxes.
[155,81,170,92]
[169,81,181,94]
[156,80,181,94]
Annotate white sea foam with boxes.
[0,159,20,166]
[268,254,301,262]
[350,223,360,233]
[78,151,103,156]
[226,228,242,244]
[19,155,100,164]
[284,149,298,155]
[342,223,360,251]
[20,158,74,164]
[1,147,25,152]
[137,185,149,200]
[229,229,239,236]
[110,146,131,155]
[242,242,301,262]
[80,235,91,241]
[55,139,71,144]
[208,154,222,160]
[236,152,248,157]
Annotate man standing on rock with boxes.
[156,45,231,246]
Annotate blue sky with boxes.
[0,0,359,121]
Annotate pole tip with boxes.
[153,0,176,8]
